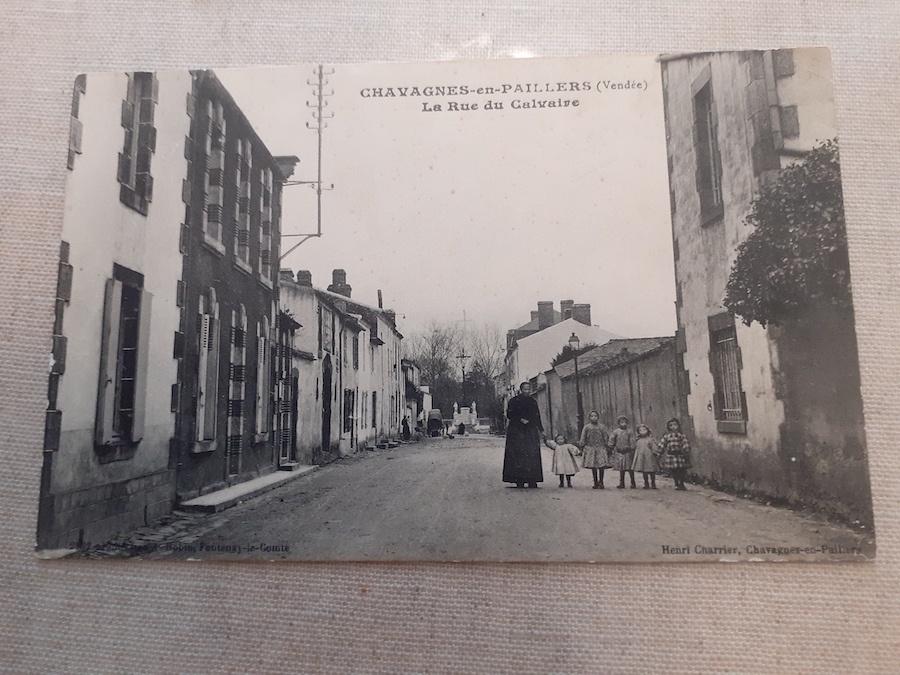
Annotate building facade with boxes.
[542,337,682,440]
[661,48,871,522]
[37,69,296,549]
[279,269,404,465]
[38,71,190,549]
[171,71,294,501]
[503,300,619,396]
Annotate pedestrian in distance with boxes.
[658,417,692,490]
[608,414,637,489]
[501,381,544,489]
[545,433,581,488]
[402,417,411,441]
[579,410,611,489]
[631,423,660,489]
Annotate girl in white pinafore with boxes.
[545,433,581,488]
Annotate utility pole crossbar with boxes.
[280,64,334,261]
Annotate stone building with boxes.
[171,71,295,501]
[279,269,404,464]
[503,300,619,397]
[660,48,872,523]
[38,71,188,549]
[37,69,296,549]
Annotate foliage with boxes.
[551,342,599,368]
[724,139,852,327]
[403,320,505,418]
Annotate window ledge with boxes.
[234,259,253,277]
[700,203,724,227]
[716,420,747,435]
[258,276,274,291]
[252,432,269,445]
[191,439,217,454]
[95,440,139,463]
[202,233,226,256]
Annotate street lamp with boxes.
[568,332,584,433]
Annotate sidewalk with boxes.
[179,465,318,513]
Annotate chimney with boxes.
[296,270,313,287]
[327,268,352,298]
[279,268,295,283]
[273,155,300,181]
[377,289,383,309]
[384,309,396,326]
[560,299,575,320]
[537,301,555,330]
[573,303,592,326]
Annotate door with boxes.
[321,356,332,455]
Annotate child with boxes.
[579,410,611,489]
[608,415,637,489]
[545,433,581,488]
[658,417,692,490]
[631,424,660,489]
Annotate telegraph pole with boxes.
[281,64,335,260]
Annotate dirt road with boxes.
[89,435,873,562]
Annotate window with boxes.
[692,76,723,224]
[343,389,354,433]
[235,138,252,268]
[259,168,274,283]
[95,264,151,451]
[255,317,271,436]
[203,100,226,246]
[371,391,377,429]
[708,314,747,434]
[196,289,220,443]
[67,74,86,170]
[352,334,359,370]
[321,306,334,354]
[118,72,158,215]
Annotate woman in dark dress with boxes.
[502,382,544,488]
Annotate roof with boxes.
[314,287,404,339]
[555,337,675,379]
[515,309,562,332]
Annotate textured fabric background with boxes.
[2,1,899,672]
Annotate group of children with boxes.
[544,412,692,491]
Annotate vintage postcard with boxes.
[36,49,875,562]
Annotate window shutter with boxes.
[121,100,135,129]
[197,313,210,440]
[117,153,131,184]
[138,124,156,153]
[95,279,122,445]
[130,289,153,442]
[205,315,219,437]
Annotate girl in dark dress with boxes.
[502,382,544,488]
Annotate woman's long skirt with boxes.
[502,423,544,484]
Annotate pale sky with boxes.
[217,54,676,339]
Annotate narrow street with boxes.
[86,435,874,563]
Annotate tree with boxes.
[551,342,599,368]
[466,323,505,384]
[403,321,463,415]
[724,139,852,327]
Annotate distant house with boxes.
[503,300,620,396]
[660,48,871,522]
[279,269,404,464]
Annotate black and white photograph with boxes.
[35,48,875,562]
